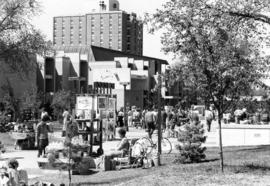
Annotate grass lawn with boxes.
[29,145,270,186]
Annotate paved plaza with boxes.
[0,120,219,180]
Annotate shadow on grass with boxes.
[0,156,24,161]
[223,145,270,153]
[71,181,110,186]
[227,163,270,173]
[173,158,219,164]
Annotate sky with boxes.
[31,0,173,62]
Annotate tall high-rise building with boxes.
[53,0,143,55]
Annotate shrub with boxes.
[175,121,207,163]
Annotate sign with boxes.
[98,97,107,110]
[91,68,131,89]
[108,98,116,110]
[77,96,93,110]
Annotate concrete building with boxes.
[38,45,176,109]
[53,0,143,56]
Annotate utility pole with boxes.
[157,70,162,166]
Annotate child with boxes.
[7,159,19,186]
[0,141,5,158]
[7,159,28,186]
[0,167,9,185]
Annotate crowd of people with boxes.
[116,105,216,139]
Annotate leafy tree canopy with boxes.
[146,0,270,115]
[0,0,51,72]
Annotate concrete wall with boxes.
[112,88,144,110]
[216,124,270,146]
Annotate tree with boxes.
[146,0,270,172]
[205,0,270,25]
[0,0,51,73]
[51,90,72,120]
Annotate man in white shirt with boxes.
[62,108,69,137]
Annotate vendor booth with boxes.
[37,92,117,174]
[9,120,38,150]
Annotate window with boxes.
[127,44,130,50]
[113,3,117,9]
[127,29,130,35]
[127,37,130,42]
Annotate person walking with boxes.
[36,115,52,157]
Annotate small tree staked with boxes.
[175,121,207,163]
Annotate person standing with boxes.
[205,106,214,132]
[40,107,48,119]
[161,108,167,132]
[127,107,133,127]
[62,108,69,137]
[145,107,156,138]
[117,108,124,127]
[36,115,52,157]
[141,108,147,129]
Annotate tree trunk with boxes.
[218,111,224,172]
[68,146,72,185]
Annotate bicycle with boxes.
[135,136,172,157]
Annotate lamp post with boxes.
[120,82,130,131]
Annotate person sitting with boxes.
[106,128,129,157]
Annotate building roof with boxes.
[91,46,168,64]
[54,45,168,65]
